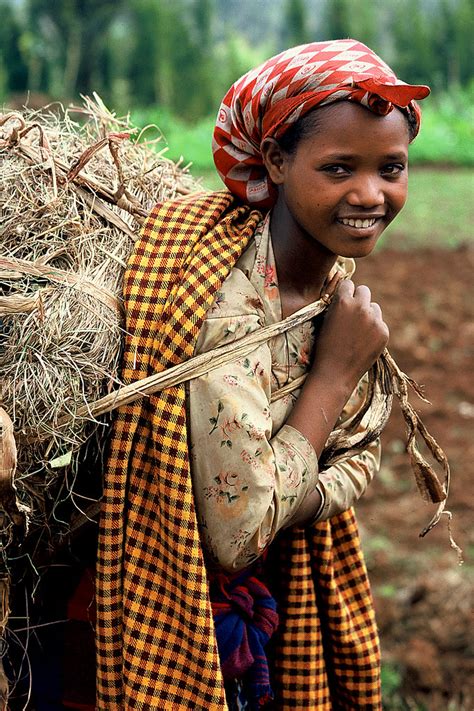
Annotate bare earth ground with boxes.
[354,244,474,710]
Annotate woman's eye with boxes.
[322,165,349,175]
[382,163,405,176]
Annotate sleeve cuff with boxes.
[275,424,319,477]
[308,484,326,524]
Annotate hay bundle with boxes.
[0,95,198,555]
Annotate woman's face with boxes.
[264,102,410,259]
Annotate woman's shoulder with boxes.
[207,261,263,320]
[161,188,234,211]
[142,189,232,228]
[140,189,264,251]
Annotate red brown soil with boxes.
[354,244,474,710]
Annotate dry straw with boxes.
[0,95,197,557]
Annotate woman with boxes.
[96,40,429,709]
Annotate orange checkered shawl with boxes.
[96,190,381,709]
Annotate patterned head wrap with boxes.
[213,39,430,207]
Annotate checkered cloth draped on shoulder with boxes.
[213,38,429,207]
[96,190,382,709]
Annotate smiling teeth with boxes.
[340,218,376,228]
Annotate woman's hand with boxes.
[285,278,387,525]
[286,279,388,462]
[311,278,389,392]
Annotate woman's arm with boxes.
[190,278,388,571]
[286,279,389,456]
[281,278,388,527]
[284,437,381,529]
[189,335,320,572]
[190,345,383,572]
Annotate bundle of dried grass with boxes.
[0,95,198,558]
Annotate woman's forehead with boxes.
[301,102,410,149]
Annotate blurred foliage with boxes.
[1,0,472,166]
[2,0,473,108]
[381,167,474,248]
[409,84,474,166]
[381,662,404,700]
[130,106,215,169]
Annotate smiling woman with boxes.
[92,39,430,711]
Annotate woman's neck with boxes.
[269,204,337,318]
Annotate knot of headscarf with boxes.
[210,568,279,707]
[213,39,430,207]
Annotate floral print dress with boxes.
[188,214,380,572]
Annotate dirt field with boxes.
[354,244,473,710]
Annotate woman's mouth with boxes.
[338,217,378,229]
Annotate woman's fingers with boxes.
[370,302,382,318]
[336,278,355,297]
[354,284,372,305]
[331,281,386,336]
[336,280,372,306]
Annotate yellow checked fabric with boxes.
[268,514,381,709]
[96,190,382,709]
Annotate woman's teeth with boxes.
[339,217,377,229]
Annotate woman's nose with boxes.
[346,176,384,207]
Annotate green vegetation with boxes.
[409,86,474,167]
[381,662,403,700]
[130,108,216,173]
[1,0,473,121]
[382,167,474,248]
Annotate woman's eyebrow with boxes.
[320,151,408,161]
[319,153,355,161]
[383,151,408,160]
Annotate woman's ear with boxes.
[261,138,287,185]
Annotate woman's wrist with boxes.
[307,363,360,403]
[284,486,324,528]
[286,371,353,454]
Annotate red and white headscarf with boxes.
[213,39,430,208]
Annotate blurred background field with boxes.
[1,1,473,709]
